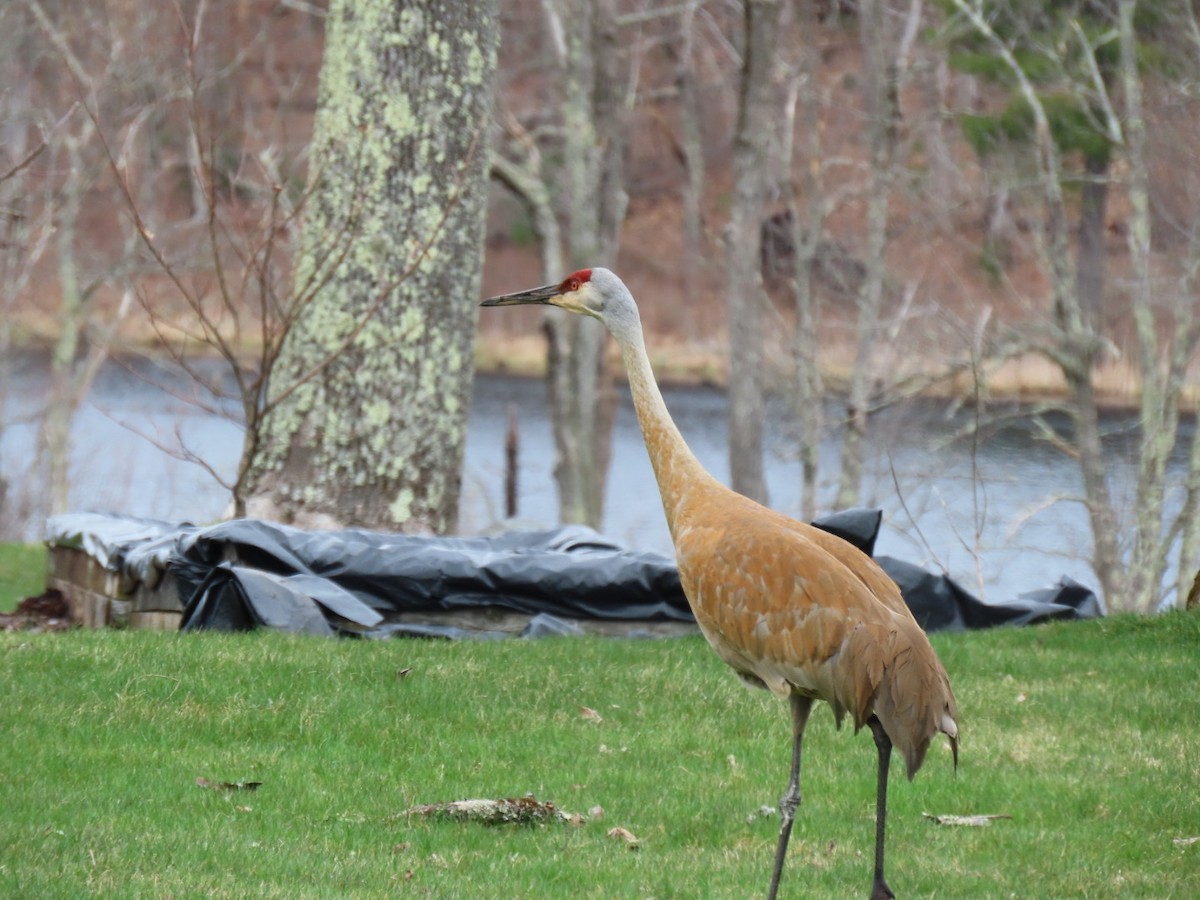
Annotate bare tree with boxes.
[490,0,632,529]
[832,0,903,509]
[90,3,363,520]
[675,0,710,341]
[544,0,627,529]
[947,0,1200,610]
[1116,0,1200,612]
[0,13,53,534]
[11,0,161,521]
[726,0,783,504]
[778,2,829,523]
[10,0,494,539]
[12,0,374,532]
[1154,3,1200,609]
[764,0,950,519]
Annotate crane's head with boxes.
[481,267,640,341]
[481,268,602,316]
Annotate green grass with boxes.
[1,614,1198,897]
[0,543,46,613]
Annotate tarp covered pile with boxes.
[45,509,1101,638]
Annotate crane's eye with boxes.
[568,278,581,292]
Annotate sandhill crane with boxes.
[481,267,958,899]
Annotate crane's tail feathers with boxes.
[865,628,959,781]
[830,699,848,730]
[942,713,959,773]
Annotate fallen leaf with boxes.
[923,812,1012,827]
[588,805,605,821]
[1016,692,1027,703]
[402,796,575,826]
[580,706,603,723]
[196,777,262,792]
[397,667,413,679]
[1174,836,1200,847]
[608,826,640,849]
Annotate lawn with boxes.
[0,585,1197,897]
[0,543,46,613]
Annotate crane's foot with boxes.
[768,695,814,900]
[767,750,803,898]
[870,877,895,900]
[766,805,797,900]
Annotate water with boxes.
[466,374,1109,603]
[4,353,1190,606]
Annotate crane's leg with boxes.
[867,716,895,900]
[766,694,813,900]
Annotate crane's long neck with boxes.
[617,326,717,538]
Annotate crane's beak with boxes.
[480,283,561,307]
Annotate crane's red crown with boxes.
[559,269,592,293]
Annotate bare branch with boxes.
[616,3,693,27]
[1069,18,1123,146]
[19,0,93,95]
[0,140,47,185]
[896,0,924,75]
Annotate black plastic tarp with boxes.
[46,510,1101,638]
[171,520,693,637]
[812,508,1103,631]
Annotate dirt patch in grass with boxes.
[0,588,71,633]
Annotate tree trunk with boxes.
[836,0,895,510]
[784,2,827,522]
[1065,368,1123,606]
[1075,150,1110,331]
[726,0,782,505]
[44,141,84,517]
[1118,0,1195,612]
[677,0,707,344]
[1176,351,1200,606]
[540,0,626,529]
[1173,203,1200,607]
[544,311,613,525]
[246,0,498,534]
[921,56,956,229]
[948,0,1129,607]
[43,132,128,518]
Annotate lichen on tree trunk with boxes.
[246,0,497,534]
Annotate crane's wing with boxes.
[672,489,957,778]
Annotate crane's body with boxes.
[482,267,958,899]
